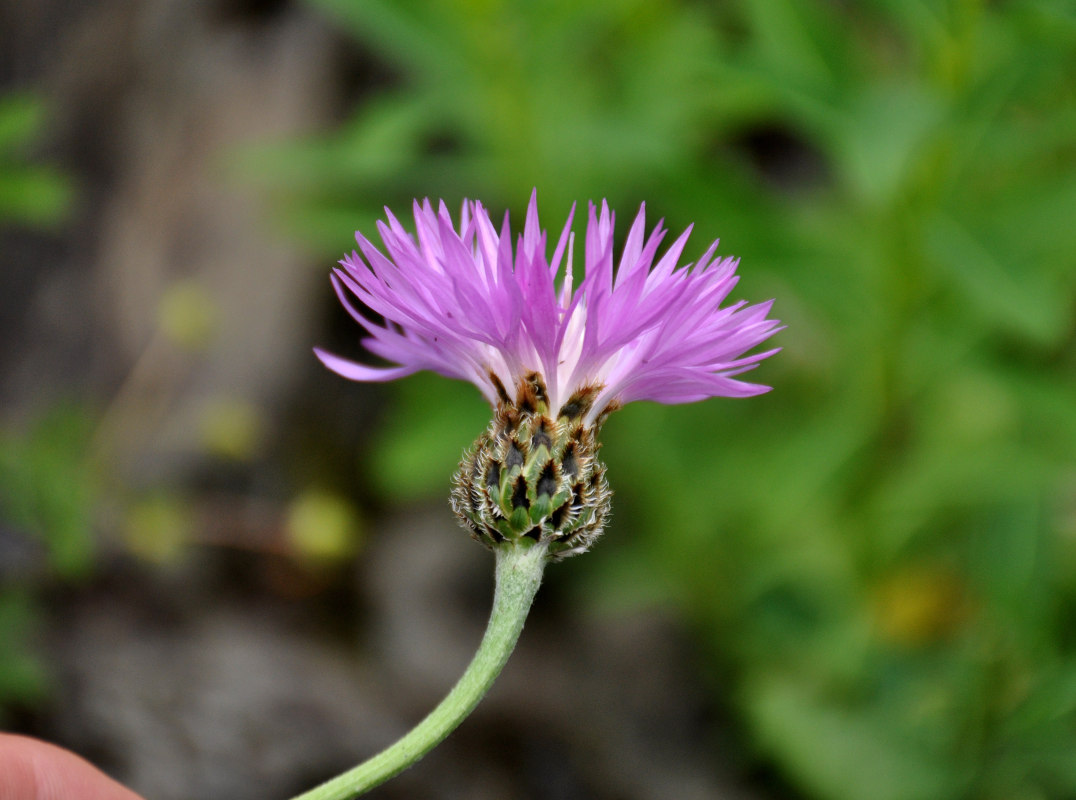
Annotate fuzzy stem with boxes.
[290,542,548,800]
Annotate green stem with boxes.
[290,542,548,800]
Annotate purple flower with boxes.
[316,191,781,428]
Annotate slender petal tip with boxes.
[316,191,781,425]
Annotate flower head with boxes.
[318,191,781,557]
[316,190,781,428]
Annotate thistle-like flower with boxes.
[298,192,781,800]
[316,191,781,558]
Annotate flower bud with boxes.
[452,388,610,560]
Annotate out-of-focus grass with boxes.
[252,1,1075,797]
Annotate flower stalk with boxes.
[290,541,548,800]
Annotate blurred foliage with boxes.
[367,372,492,505]
[0,407,97,716]
[253,0,1076,798]
[0,593,48,711]
[0,407,97,579]
[122,491,193,565]
[0,92,72,226]
[285,488,365,565]
[0,90,81,717]
[157,278,220,352]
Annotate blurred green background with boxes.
[2,1,1075,798]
